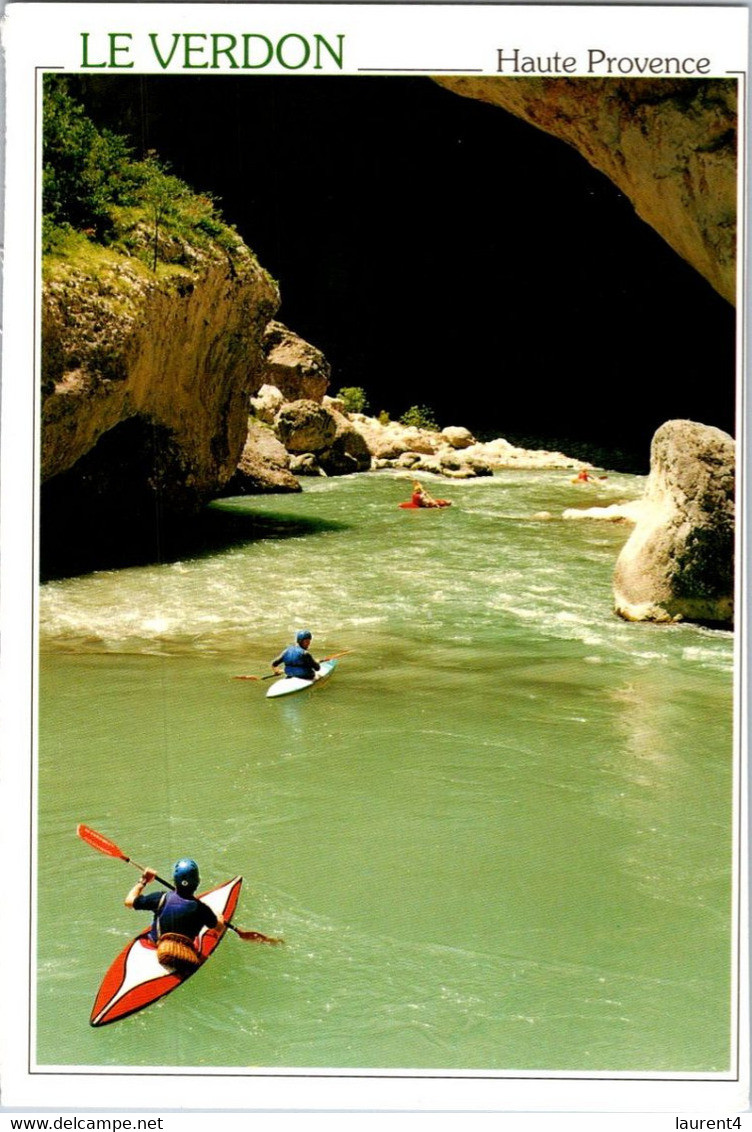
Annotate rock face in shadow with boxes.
[435,77,737,303]
[613,420,735,626]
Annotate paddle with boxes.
[76,824,283,944]
[233,649,354,681]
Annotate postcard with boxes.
[0,0,749,1120]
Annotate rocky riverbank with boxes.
[222,359,589,498]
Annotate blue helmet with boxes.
[296,629,312,644]
[173,858,200,894]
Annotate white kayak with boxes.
[266,658,337,699]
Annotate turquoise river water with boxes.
[36,469,737,1074]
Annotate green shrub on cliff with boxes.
[400,405,439,430]
[43,76,243,270]
[337,386,369,414]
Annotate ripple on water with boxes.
[36,471,735,1073]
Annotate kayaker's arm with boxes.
[125,867,157,908]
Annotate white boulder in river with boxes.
[613,419,735,626]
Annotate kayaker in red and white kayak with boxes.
[125,857,226,977]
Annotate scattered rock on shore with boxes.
[240,398,587,491]
[348,414,583,475]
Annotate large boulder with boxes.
[319,411,373,475]
[40,240,281,573]
[442,426,476,450]
[249,383,286,425]
[274,399,338,454]
[222,422,300,495]
[261,320,330,403]
[401,427,442,456]
[349,415,410,460]
[613,420,734,626]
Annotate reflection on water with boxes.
[37,470,736,1072]
[604,671,732,925]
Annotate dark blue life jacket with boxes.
[135,889,216,942]
[280,644,317,679]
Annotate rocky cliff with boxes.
[43,244,279,489]
[41,237,280,572]
[435,78,737,303]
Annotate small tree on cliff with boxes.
[400,405,439,430]
[138,155,192,272]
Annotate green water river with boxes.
[36,469,736,1073]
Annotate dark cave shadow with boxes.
[40,501,350,582]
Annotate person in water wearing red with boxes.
[408,481,451,508]
[271,629,321,680]
[572,468,608,483]
[125,857,225,976]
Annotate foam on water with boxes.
[39,471,734,678]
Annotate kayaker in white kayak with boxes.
[271,629,321,680]
[125,857,226,976]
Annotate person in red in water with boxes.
[572,468,608,484]
[400,480,452,509]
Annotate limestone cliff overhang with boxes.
[434,77,737,304]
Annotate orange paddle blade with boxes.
[77,823,129,862]
[231,926,284,944]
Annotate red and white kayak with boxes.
[90,876,242,1027]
